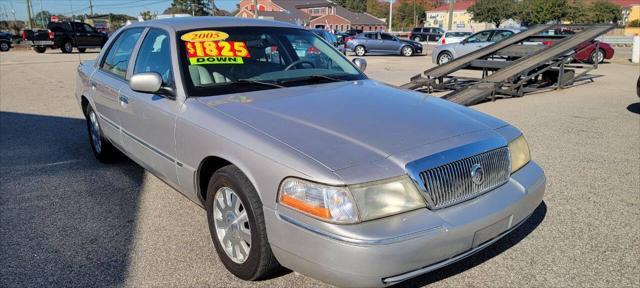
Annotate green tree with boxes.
[33,10,52,28]
[468,0,516,28]
[164,0,213,16]
[588,0,622,24]
[516,0,567,26]
[140,11,154,20]
[565,0,590,24]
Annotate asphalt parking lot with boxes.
[1,48,638,287]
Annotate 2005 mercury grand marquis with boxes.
[75,17,545,287]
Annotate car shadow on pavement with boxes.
[626,102,640,114]
[392,201,547,288]
[0,111,144,288]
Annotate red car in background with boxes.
[542,28,615,63]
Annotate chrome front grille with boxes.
[419,147,510,209]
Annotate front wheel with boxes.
[206,165,282,280]
[0,42,10,52]
[61,41,73,53]
[354,45,366,56]
[34,46,46,53]
[401,46,414,57]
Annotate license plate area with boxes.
[472,215,513,248]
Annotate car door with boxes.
[457,30,494,56]
[90,27,144,148]
[81,23,103,47]
[431,28,445,42]
[367,32,384,52]
[379,32,399,52]
[71,22,91,47]
[119,28,180,186]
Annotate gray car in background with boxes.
[347,31,423,56]
[432,28,523,64]
[76,17,545,287]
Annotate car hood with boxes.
[399,39,421,46]
[198,80,507,172]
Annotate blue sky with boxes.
[0,0,241,21]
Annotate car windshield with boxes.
[178,27,365,97]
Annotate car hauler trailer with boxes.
[402,24,615,106]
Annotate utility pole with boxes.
[25,0,33,29]
[39,0,44,28]
[447,0,454,31]
[252,0,258,18]
[89,0,94,16]
[388,0,392,32]
[192,0,195,16]
[413,0,416,27]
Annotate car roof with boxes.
[126,16,301,33]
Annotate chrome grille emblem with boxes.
[470,163,485,185]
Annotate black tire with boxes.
[0,42,10,52]
[437,51,453,65]
[205,165,281,280]
[84,105,117,163]
[590,48,605,64]
[78,48,87,53]
[401,45,414,57]
[354,45,366,56]
[413,36,421,42]
[61,41,73,53]
[34,46,46,53]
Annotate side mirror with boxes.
[352,58,367,72]
[130,72,174,96]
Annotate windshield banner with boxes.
[183,30,251,65]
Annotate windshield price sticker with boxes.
[183,30,251,65]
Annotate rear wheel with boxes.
[437,51,453,65]
[85,105,116,162]
[206,165,282,280]
[354,45,366,56]
[401,46,414,57]
[61,41,73,53]
[34,46,46,53]
[0,42,9,52]
[413,36,421,42]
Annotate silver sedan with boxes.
[432,28,523,64]
[76,17,545,287]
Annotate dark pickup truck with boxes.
[23,21,107,53]
[0,32,13,52]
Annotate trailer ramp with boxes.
[403,24,615,106]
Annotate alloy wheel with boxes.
[213,187,252,264]
[438,53,452,64]
[355,46,365,56]
[403,46,413,56]
[88,110,102,154]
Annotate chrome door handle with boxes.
[119,95,129,104]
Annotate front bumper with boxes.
[265,161,546,287]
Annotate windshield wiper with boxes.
[234,79,284,88]
[277,75,344,86]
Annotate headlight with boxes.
[349,176,425,221]
[278,176,426,223]
[279,178,359,223]
[508,135,531,173]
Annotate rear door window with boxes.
[101,28,144,79]
[490,30,514,42]
[465,30,493,43]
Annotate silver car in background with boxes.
[437,31,472,45]
[76,17,545,287]
[432,28,523,64]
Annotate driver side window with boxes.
[465,31,492,43]
[133,28,173,86]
